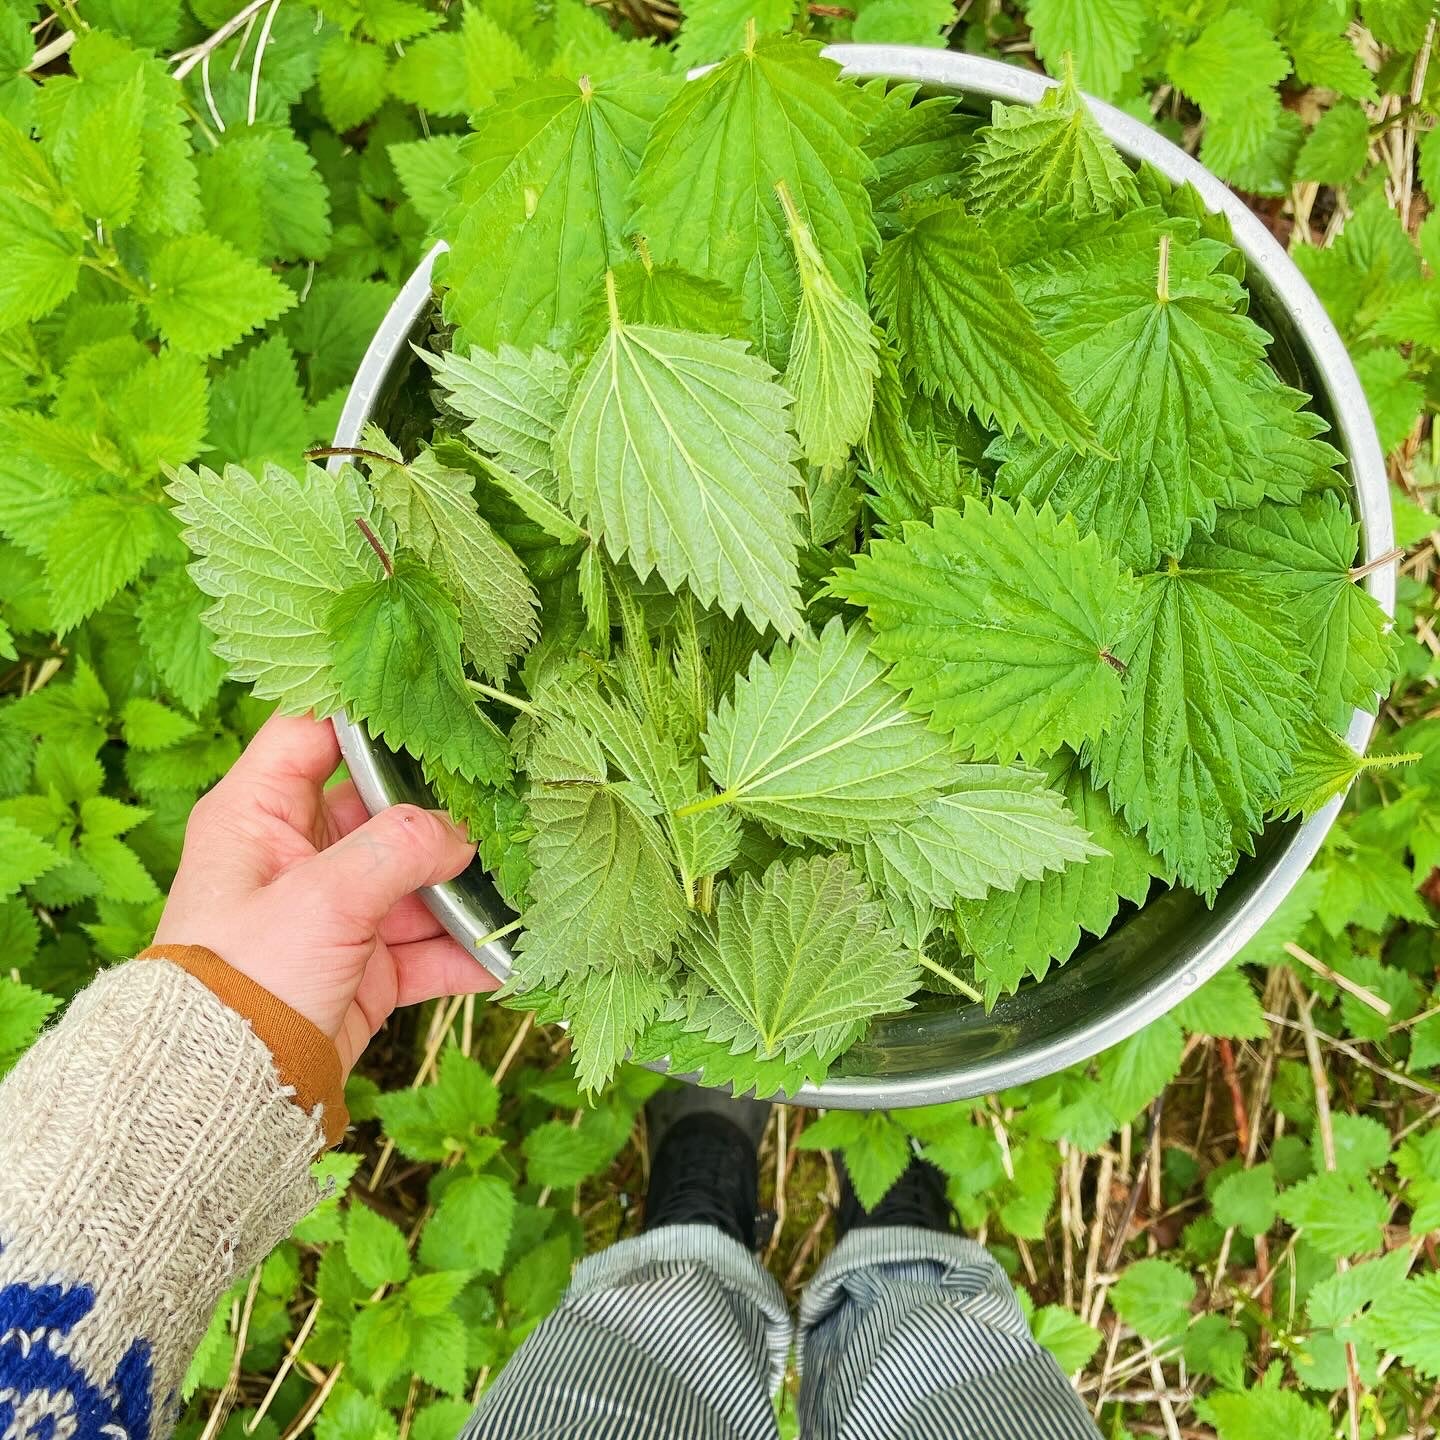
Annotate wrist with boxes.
[137,945,348,1149]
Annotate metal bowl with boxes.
[331,44,1394,1109]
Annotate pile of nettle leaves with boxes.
[173,35,1400,1093]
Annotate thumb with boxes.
[287,803,475,932]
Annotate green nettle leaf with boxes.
[195,124,332,263]
[53,66,145,228]
[1192,495,1400,726]
[388,133,465,229]
[206,335,313,472]
[861,347,978,528]
[830,498,1137,763]
[681,852,916,1060]
[135,564,227,716]
[0,819,62,899]
[345,1203,411,1289]
[1171,966,1266,1040]
[1197,1388,1332,1440]
[1087,563,1309,900]
[1211,1162,1278,1237]
[361,429,539,681]
[955,751,1166,1000]
[442,75,673,351]
[1366,1272,1440,1379]
[1096,1015,1184,1122]
[1277,1170,1389,1259]
[672,0,798,69]
[1272,719,1417,820]
[560,957,674,1093]
[419,1173,515,1274]
[632,34,877,369]
[995,213,1313,568]
[1109,1257,1196,1343]
[1031,1305,1103,1374]
[862,84,975,233]
[777,182,880,472]
[871,201,1094,450]
[45,495,164,634]
[144,233,297,358]
[0,117,87,328]
[794,1109,912,1209]
[169,462,392,715]
[969,67,1140,216]
[556,299,804,637]
[374,1049,500,1162]
[697,616,955,843]
[584,256,751,348]
[1022,0,1146,101]
[561,683,741,899]
[516,719,688,990]
[327,556,511,787]
[862,764,1099,910]
[425,344,574,490]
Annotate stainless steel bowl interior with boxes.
[331,45,1394,1109]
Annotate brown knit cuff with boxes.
[137,945,348,1150]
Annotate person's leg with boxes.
[460,1095,789,1440]
[797,1161,1100,1440]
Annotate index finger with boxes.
[207,711,342,830]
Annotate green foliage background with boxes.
[2,1,1440,1437]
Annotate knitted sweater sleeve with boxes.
[0,956,337,1440]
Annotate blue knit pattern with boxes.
[0,1241,153,1440]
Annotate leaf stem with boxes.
[465,679,539,717]
[354,515,393,577]
[1156,233,1171,303]
[474,917,523,949]
[918,953,982,1003]
[774,177,801,232]
[674,789,735,818]
[308,445,399,466]
[1349,547,1404,581]
[604,268,621,330]
[1359,749,1422,771]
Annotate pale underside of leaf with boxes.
[422,343,573,490]
[361,426,539,681]
[168,461,391,714]
[955,750,1169,1001]
[861,763,1101,910]
[680,853,915,1059]
[699,615,956,842]
[557,319,804,638]
[560,956,675,1093]
[516,720,688,990]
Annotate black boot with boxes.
[642,1087,771,1249]
[836,1154,954,1239]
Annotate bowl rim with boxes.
[331,43,1395,1108]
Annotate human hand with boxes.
[153,712,495,1075]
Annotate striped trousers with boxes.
[460,1224,1101,1439]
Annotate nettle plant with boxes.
[176,37,1397,1094]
